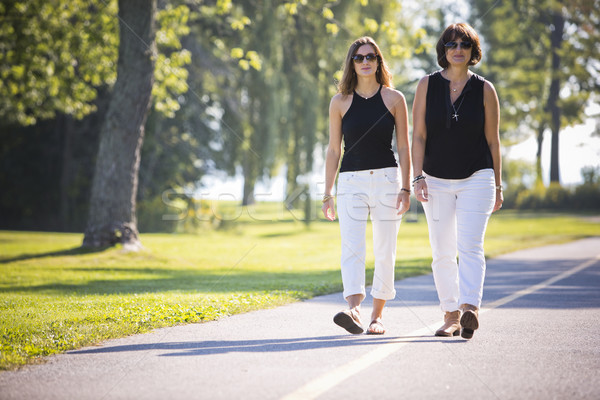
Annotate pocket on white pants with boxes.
[383,169,400,184]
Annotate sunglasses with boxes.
[444,41,472,50]
[352,53,378,63]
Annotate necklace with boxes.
[451,96,465,122]
[444,70,470,93]
[356,85,379,99]
[450,76,469,92]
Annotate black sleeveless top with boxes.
[339,86,397,172]
[424,71,493,179]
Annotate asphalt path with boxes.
[1,238,599,400]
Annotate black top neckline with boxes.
[433,71,476,128]
[438,70,474,83]
[354,84,382,100]
[438,71,475,103]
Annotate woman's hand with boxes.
[493,189,504,212]
[414,179,429,202]
[322,197,336,221]
[396,191,410,215]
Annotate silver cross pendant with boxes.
[452,113,459,121]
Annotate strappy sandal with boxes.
[366,318,385,335]
[333,309,364,334]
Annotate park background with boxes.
[1,0,599,370]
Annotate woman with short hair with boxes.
[412,23,503,339]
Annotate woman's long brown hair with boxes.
[337,37,393,95]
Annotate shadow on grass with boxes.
[69,335,466,357]
[0,245,111,264]
[0,261,432,297]
[0,266,344,296]
[7,253,598,310]
[258,230,305,239]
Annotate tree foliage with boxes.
[0,0,192,125]
[469,0,600,184]
[198,0,427,207]
[0,0,197,233]
[0,1,480,234]
[0,1,118,125]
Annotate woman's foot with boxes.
[435,310,461,337]
[366,318,385,335]
[460,304,479,339]
[333,308,364,334]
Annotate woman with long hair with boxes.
[322,37,411,335]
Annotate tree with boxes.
[0,1,193,233]
[0,1,119,125]
[82,0,157,248]
[2,0,435,234]
[547,7,564,182]
[275,0,426,211]
[470,0,600,185]
[0,1,118,230]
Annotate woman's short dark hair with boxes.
[436,23,482,68]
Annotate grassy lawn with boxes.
[1,204,599,370]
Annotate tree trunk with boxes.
[535,123,545,187]
[285,128,300,209]
[59,114,74,231]
[83,0,157,249]
[548,10,564,184]
[242,174,256,206]
[242,137,257,206]
[241,95,262,206]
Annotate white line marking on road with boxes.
[484,256,599,310]
[281,255,600,400]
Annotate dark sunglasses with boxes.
[352,53,378,63]
[444,41,472,50]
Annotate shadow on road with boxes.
[69,335,466,357]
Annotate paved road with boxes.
[1,238,599,400]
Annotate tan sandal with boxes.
[366,318,385,335]
[333,309,364,334]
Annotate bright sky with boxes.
[507,116,600,186]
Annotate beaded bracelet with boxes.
[412,175,426,185]
[400,188,411,194]
[322,194,334,203]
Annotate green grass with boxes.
[1,205,599,370]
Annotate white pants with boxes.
[422,169,495,311]
[337,167,402,301]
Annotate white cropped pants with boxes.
[336,167,402,301]
[422,169,495,311]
